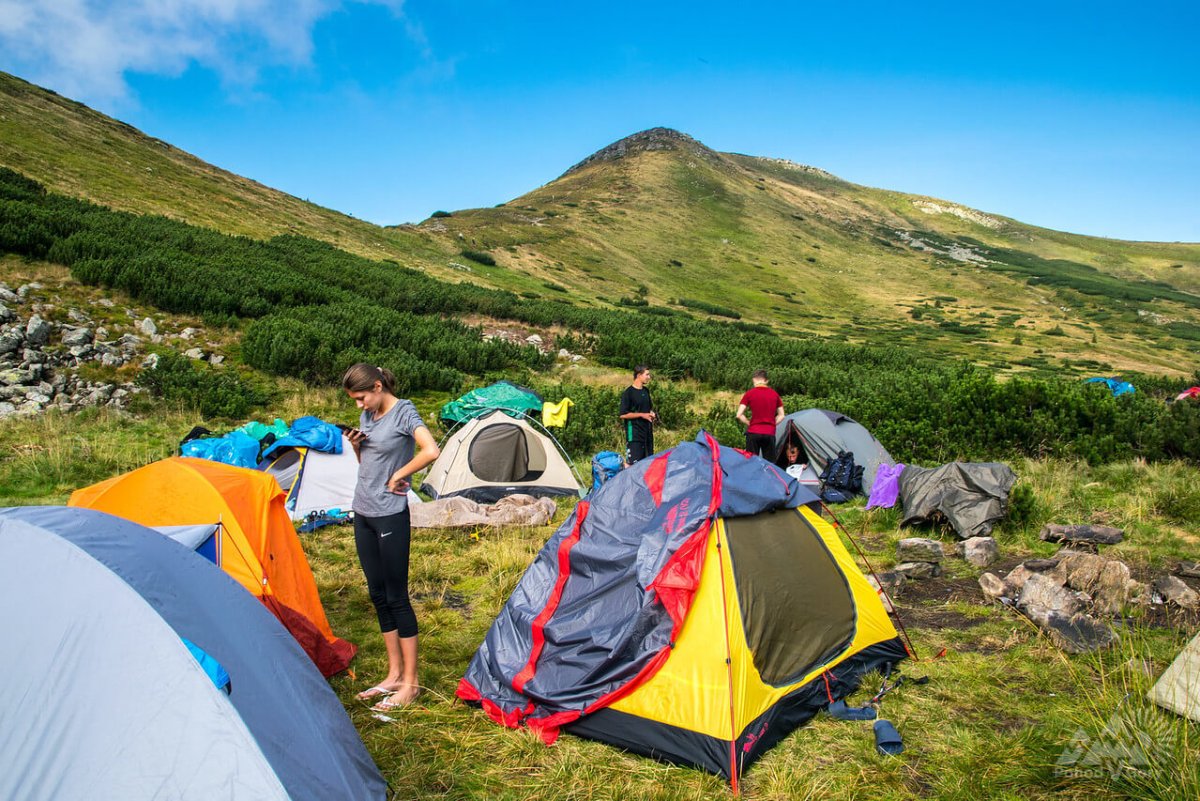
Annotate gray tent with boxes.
[898,462,1016,539]
[774,409,894,493]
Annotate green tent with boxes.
[440,381,543,425]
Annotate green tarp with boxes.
[440,381,543,425]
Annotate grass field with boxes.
[3,405,1197,800]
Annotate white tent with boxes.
[421,410,582,503]
[262,433,419,520]
[1148,631,1200,722]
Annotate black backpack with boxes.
[819,450,863,503]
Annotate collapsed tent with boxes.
[0,506,386,801]
[70,457,356,676]
[1148,631,1200,723]
[1084,377,1136,397]
[774,409,894,492]
[898,462,1016,539]
[411,494,557,529]
[440,380,543,425]
[458,433,906,786]
[1175,387,1200,402]
[422,410,582,503]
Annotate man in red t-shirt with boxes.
[736,369,785,461]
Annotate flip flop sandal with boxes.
[873,719,905,756]
[355,685,395,701]
[827,699,877,721]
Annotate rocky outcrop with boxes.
[0,282,147,417]
[562,128,721,176]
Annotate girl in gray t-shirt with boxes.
[342,363,441,710]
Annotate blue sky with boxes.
[2,1,1198,240]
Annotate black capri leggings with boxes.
[354,509,418,637]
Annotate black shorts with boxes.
[745,432,776,462]
[627,440,653,464]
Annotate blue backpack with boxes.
[590,451,624,491]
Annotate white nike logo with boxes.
[380,531,392,538]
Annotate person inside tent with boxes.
[343,363,440,710]
[782,441,809,479]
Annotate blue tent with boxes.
[0,506,386,801]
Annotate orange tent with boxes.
[70,457,356,677]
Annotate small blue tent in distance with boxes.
[1084,377,1136,397]
[0,506,386,801]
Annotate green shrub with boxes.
[136,350,267,419]
[461,250,496,266]
[430,210,452,218]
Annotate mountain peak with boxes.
[563,127,718,176]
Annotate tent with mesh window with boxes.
[457,433,906,789]
[421,410,581,503]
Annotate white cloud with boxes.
[0,0,408,104]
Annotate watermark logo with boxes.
[1056,706,1175,780]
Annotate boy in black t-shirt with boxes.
[619,365,656,464]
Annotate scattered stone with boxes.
[0,285,19,303]
[1003,564,1033,596]
[1018,573,1085,617]
[894,561,942,580]
[141,353,160,369]
[60,327,94,347]
[0,330,21,355]
[1039,524,1124,548]
[1023,607,1117,654]
[208,354,225,366]
[97,298,115,307]
[526,334,543,345]
[67,309,90,323]
[1022,558,1059,572]
[179,327,198,340]
[184,348,206,360]
[139,318,158,336]
[1153,576,1200,611]
[1177,562,1200,579]
[896,538,944,563]
[961,536,999,568]
[979,572,1007,602]
[0,302,13,322]
[24,315,51,346]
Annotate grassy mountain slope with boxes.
[4,71,1199,375]
[422,129,1200,375]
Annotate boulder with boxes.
[1022,558,1059,572]
[1054,552,1108,591]
[139,318,158,336]
[1003,564,1033,596]
[1153,576,1200,611]
[0,302,12,322]
[894,561,941,580]
[208,354,225,366]
[1018,573,1085,617]
[185,348,206,360]
[0,330,21,355]
[896,538,944,563]
[961,536,999,568]
[1039,524,1124,547]
[24,315,51,346]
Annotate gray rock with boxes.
[117,333,142,350]
[0,286,18,303]
[1054,552,1108,591]
[1023,607,1117,654]
[17,282,43,298]
[0,368,34,385]
[1022,558,1059,572]
[24,315,51,346]
[1177,561,1200,579]
[139,318,158,336]
[1039,524,1124,547]
[208,354,225,366]
[100,353,124,368]
[894,561,942,580]
[897,538,945,563]
[0,386,24,400]
[180,327,198,340]
[60,327,93,346]
[67,309,90,323]
[97,298,115,308]
[1153,576,1200,611]
[0,302,12,322]
[0,330,21,355]
[67,344,94,359]
[1018,573,1085,617]
[141,353,160,369]
[185,347,206,360]
[979,572,1008,601]
[962,536,999,568]
[0,401,15,417]
[526,334,543,345]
